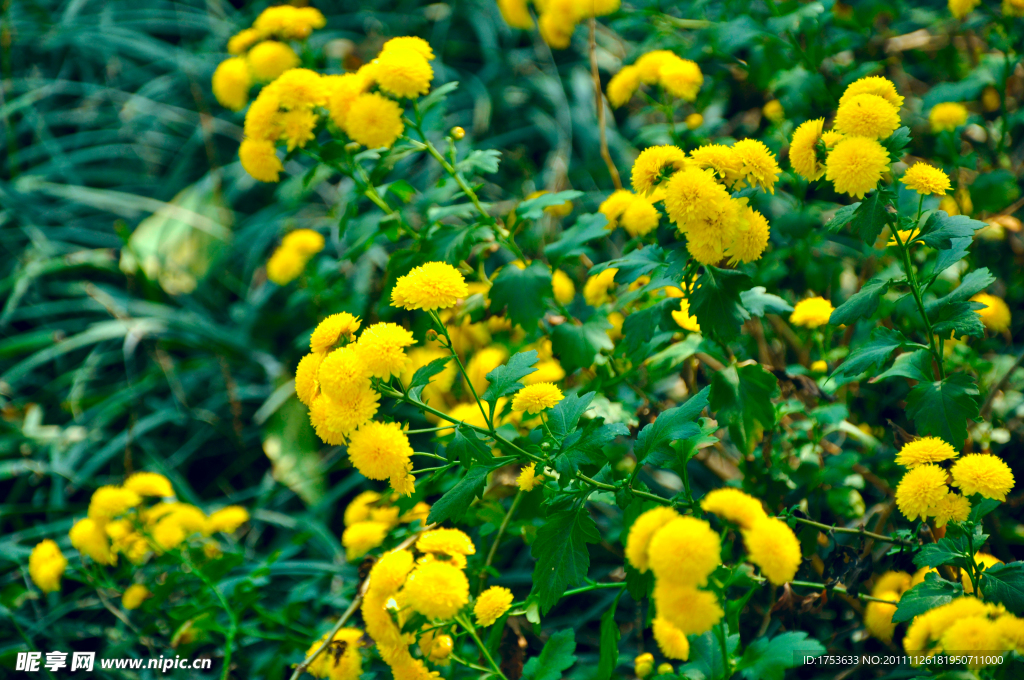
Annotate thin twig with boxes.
[478,490,523,593]
[791,516,915,546]
[588,18,621,190]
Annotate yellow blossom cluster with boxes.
[496,0,620,49]
[862,570,912,643]
[904,595,1024,666]
[599,189,663,237]
[341,490,430,561]
[607,50,704,108]
[266,228,325,285]
[790,76,907,198]
[305,628,364,680]
[928,101,969,133]
[790,295,834,328]
[627,141,777,265]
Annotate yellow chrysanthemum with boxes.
[700,488,767,530]
[625,506,680,573]
[474,586,514,626]
[246,41,300,83]
[374,46,433,99]
[864,591,901,643]
[840,76,904,110]
[537,6,575,50]
[689,144,743,188]
[310,312,361,354]
[420,630,453,666]
[343,521,390,561]
[620,197,661,237]
[653,581,724,635]
[206,506,250,533]
[635,652,655,678]
[631,145,688,195]
[266,246,306,285]
[417,528,476,559]
[345,92,404,149]
[970,293,1012,333]
[29,539,67,593]
[634,50,677,84]
[725,207,771,264]
[742,517,802,585]
[391,261,469,310]
[306,628,363,680]
[344,491,392,527]
[732,138,781,193]
[381,36,435,60]
[89,485,142,522]
[896,437,958,467]
[672,297,701,332]
[310,389,380,444]
[498,0,535,29]
[834,93,901,139]
[647,516,721,585]
[324,73,372,130]
[929,102,969,133]
[70,518,116,565]
[941,617,1005,667]
[895,464,950,520]
[790,296,834,328]
[659,58,703,101]
[932,492,972,527]
[901,163,951,196]
[873,570,913,596]
[253,5,326,40]
[811,360,828,373]
[950,453,1015,501]
[281,229,325,255]
[347,421,414,484]
[511,383,564,413]
[124,472,174,498]
[652,618,690,661]
[525,359,565,385]
[240,138,284,183]
[763,100,785,122]
[551,269,575,304]
[356,322,416,381]
[607,65,641,108]
[319,346,371,402]
[517,463,543,492]
[121,583,151,610]
[661,167,735,259]
[995,615,1024,652]
[825,136,890,199]
[790,118,826,181]
[212,57,252,111]
[403,561,470,620]
[685,112,703,129]
[227,28,261,55]
[583,267,619,306]
[277,108,319,151]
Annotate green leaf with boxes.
[913,539,968,570]
[522,629,576,680]
[530,509,600,614]
[548,391,596,441]
[710,365,778,454]
[872,349,933,383]
[445,427,493,468]
[980,561,1024,615]
[490,261,552,329]
[634,387,710,466]
[906,372,980,446]
[933,268,996,306]
[736,631,825,680]
[480,350,539,404]
[418,80,459,113]
[829,276,891,325]
[516,191,583,221]
[556,420,629,477]
[828,188,894,243]
[551,318,613,373]
[682,631,740,680]
[426,464,493,524]
[893,572,963,623]
[407,356,452,401]
[597,602,621,680]
[740,286,793,316]
[918,211,988,250]
[826,202,861,234]
[544,213,609,263]
[455,148,501,175]
[622,299,675,357]
[881,126,912,161]
[831,327,907,380]
[927,237,973,280]
[689,266,752,340]
[930,301,986,338]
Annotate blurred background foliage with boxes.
[1,0,1023,678]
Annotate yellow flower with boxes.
[325,72,373,130]
[122,584,151,611]
[212,58,252,111]
[896,437,958,467]
[625,506,680,573]
[840,76,904,110]
[652,618,690,660]
[124,472,174,497]
[763,99,785,122]
[246,41,300,83]
[474,586,514,626]
[29,539,67,593]
[790,118,826,181]
[343,491,390,526]
[205,506,250,533]
[282,229,325,255]
[374,46,433,99]
[240,138,284,183]
[89,486,142,522]
[810,359,828,373]
[995,615,1024,652]
[689,144,743,188]
[420,630,453,666]
[511,383,564,413]
[417,528,476,560]
[631,145,688,195]
[725,206,771,264]
[657,664,675,675]
[742,517,802,585]
[344,92,404,149]
[380,36,434,60]
[662,167,735,263]
[620,196,662,237]
[525,359,566,385]
[270,68,327,109]
[672,297,701,332]
[834,93,901,139]
[825,136,890,198]
[895,464,949,520]
[647,516,721,586]
[635,652,655,678]
[685,112,703,129]
[252,5,326,40]
[790,296,834,328]
[498,0,535,29]
[599,190,635,230]
[266,245,306,284]
[932,492,971,527]
[343,521,390,561]
[70,518,115,565]
[309,389,380,444]
[403,561,470,620]
[347,421,414,484]
[929,102,969,132]
[733,138,781,194]
[864,590,901,643]
[949,0,981,18]
[873,570,913,596]
[653,580,724,635]
[551,269,575,304]
[941,617,1005,667]
[356,322,416,381]
[306,627,363,680]
[901,163,951,196]
[391,261,469,310]
[583,267,619,306]
[700,488,767,530]
[950,453,1015,501]
[277,108,319,151]
[659,58,703,101]
[607,65,641,108]
[227,28,261,55]
[517,463,543,491]
[310,312,361,354]
[635,50,677,84]
[970,293,1011,332]
[318,346,371,402]
[537,4,576,50]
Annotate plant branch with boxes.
[588,18,621,190]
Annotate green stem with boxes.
[787,580,899,605]
[456,614,508,680]
[791,516,915,546]
[479,491,524,593]
[715,620,731,677]
[429,310,494,430]
[182,551,238,680]
[890,225,945,380]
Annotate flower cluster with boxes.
[862,570,913,643]
[894,437,1015,523]
[341,490,430,561]
[266,228,325,285]
[607,50,704,107]
[496,0,620,49]
[904,595,1024,666]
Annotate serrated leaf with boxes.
[736,631,825,680]
[881,126,912,161]
[826,202,861,234]
[455,148,501,175]
[689,266,752,340]
[407,356,452,401]
[556,420,629,477]
[548,391,596,441]
[516,191,583,221]
[918,211,988,250]
[830,276,891,325]
[597,601,621,680]
[551,318,613,373]
[480,350,539,404]
[710,365,778,454]
[893,572,963,623]
[426,464,493,524]
[930,301,986,338]
[854,188,896,244]
[544,213,609,263]
[980,561,1024,615]
[872,349,933,383]
[913,540,968,570]
[622,299,675,357]
[906,372,980,446]
[490,261,552,329]
[740,286,793,316]
[445,427,493,468]
[522,629,576,680]
[530,510,600,614]
[927,236,973,280]
[831,327,907,380]
[418,80,459,112]
[633,387,710,466]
